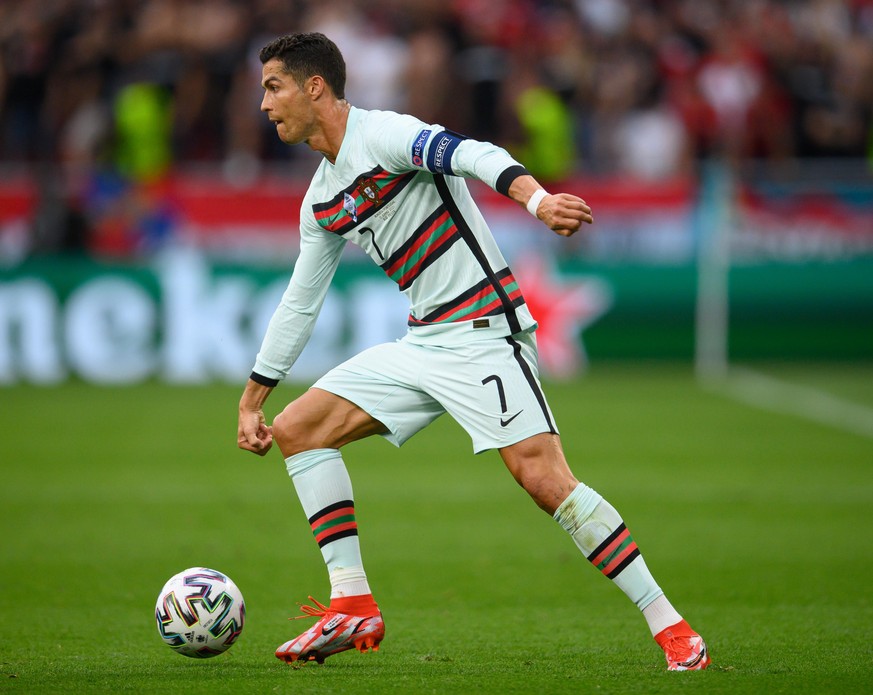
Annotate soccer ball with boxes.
[155,567,245,658]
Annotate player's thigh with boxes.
[313,341,446,449]
[272,387,388,456]
[421,332,559,453]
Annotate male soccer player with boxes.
[237,32,710,671]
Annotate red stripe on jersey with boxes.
[384,209,451,277]
[395,221,458,288]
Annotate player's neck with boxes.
[308,99,352,164]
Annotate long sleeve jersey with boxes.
[253,106,537,382]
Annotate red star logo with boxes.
[514,260,612,378]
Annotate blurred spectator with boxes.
[113,82,172,181]
[510,75,577,182]
[304,1,409,112]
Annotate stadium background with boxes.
[1,2,873,693]
[2,0,872,384]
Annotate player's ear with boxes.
[307,75,327,100]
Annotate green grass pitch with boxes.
[1,364,872,693]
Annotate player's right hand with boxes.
[539,193,593,237]
[237,410,274,456]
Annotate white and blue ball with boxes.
[155,567,245,658]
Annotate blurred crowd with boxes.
[2,0,872,182]
[1,0,872,259]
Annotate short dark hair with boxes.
[259,33,346,99]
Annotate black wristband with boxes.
[249,371,279,387]
[495,165,529,197]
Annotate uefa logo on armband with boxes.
[411,128,430,167]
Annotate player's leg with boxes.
[271,342,444,664]
[271,388,387,663]
[273,386,390,456]
[499,433,710,671]
[495,429,578,513]
[425,332,709,671]
[273,387,387,601]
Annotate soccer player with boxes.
[237,32,710,671]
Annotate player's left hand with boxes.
[537,193,593,237]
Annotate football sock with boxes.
[553,484,682,636]
[286,448,373,602]
[642,594,684,637]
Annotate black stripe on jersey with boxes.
[415,268,514,323]
[505,336,557,434]
[380,204,461,288]
[433,175,522,334]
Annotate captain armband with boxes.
[410,128,468,176]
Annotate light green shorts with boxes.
[312,330,558,453]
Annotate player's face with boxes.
[260,58,315,145]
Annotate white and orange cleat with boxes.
[275,596,384,665]
[654,619,711,671]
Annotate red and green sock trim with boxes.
[586,523,641,579]
[309,500,358,548]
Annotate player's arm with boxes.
[238,378,274,456]
[506,173,593,238]
[376,114,592,237]
[238,214,345,457]
[445,138,593,237]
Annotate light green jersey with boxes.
[254,107,536,382]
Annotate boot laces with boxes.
[291,596,332,621]
[664,634,701,663]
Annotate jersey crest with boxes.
[356,177,383,207]
[313,167,416,235]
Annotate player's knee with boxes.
[514,468,561,513]
[272,405,321,456]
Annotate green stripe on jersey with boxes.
[387,217,455,283]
